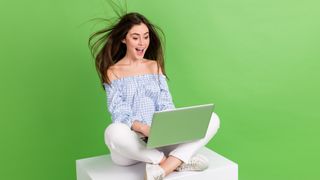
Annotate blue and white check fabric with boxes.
[104,74,175,128]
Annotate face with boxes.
[122,23,150,60]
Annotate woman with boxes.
[89,12,220,180]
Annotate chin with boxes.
[135,55,145,59]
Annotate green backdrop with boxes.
[1,0,319,179]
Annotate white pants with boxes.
[104,112,220,166]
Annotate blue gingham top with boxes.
[103,74,175,128]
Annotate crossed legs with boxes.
[104,112,220,175]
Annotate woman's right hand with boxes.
[132,121,150,137]
[139,124,150,137]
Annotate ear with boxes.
[121,39,126,44]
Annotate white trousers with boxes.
[104,112,220,166]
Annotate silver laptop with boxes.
[144,104,214,148]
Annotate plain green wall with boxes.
[1,0,319,179]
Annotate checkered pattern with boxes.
[104,74,175,128]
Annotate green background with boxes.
[1,0,319,179]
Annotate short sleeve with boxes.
[156,76,176,111]
[104,83,142,128]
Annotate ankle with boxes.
[159,156,182,177]
[159,156,167,165]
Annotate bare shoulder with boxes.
[106,66,120,82]
[145,59,164,75]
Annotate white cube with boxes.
[76,147,238,180]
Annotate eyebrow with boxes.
[130,32,149,36]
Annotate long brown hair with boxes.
[88,12,168,87]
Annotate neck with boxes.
[122,54,144,66]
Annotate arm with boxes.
[105,82,142,129]
[105,69,143,129]
[156,75,176,111]
[149,61,175,111]
[106,86,149,136]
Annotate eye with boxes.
[133,37,138,40]
[144,36,149,39]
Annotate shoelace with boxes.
[179,159,202,171]
[154,175,163,180]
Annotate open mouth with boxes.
[135,48,145,54]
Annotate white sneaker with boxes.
[176,154,209,172]
[144,163,165,180]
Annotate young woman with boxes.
[89,12,220,180]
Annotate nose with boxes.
[139,36,148,45]
[138,37,143,45]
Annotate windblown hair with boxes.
[88,11,168,87]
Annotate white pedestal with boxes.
[76,147,238,180]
